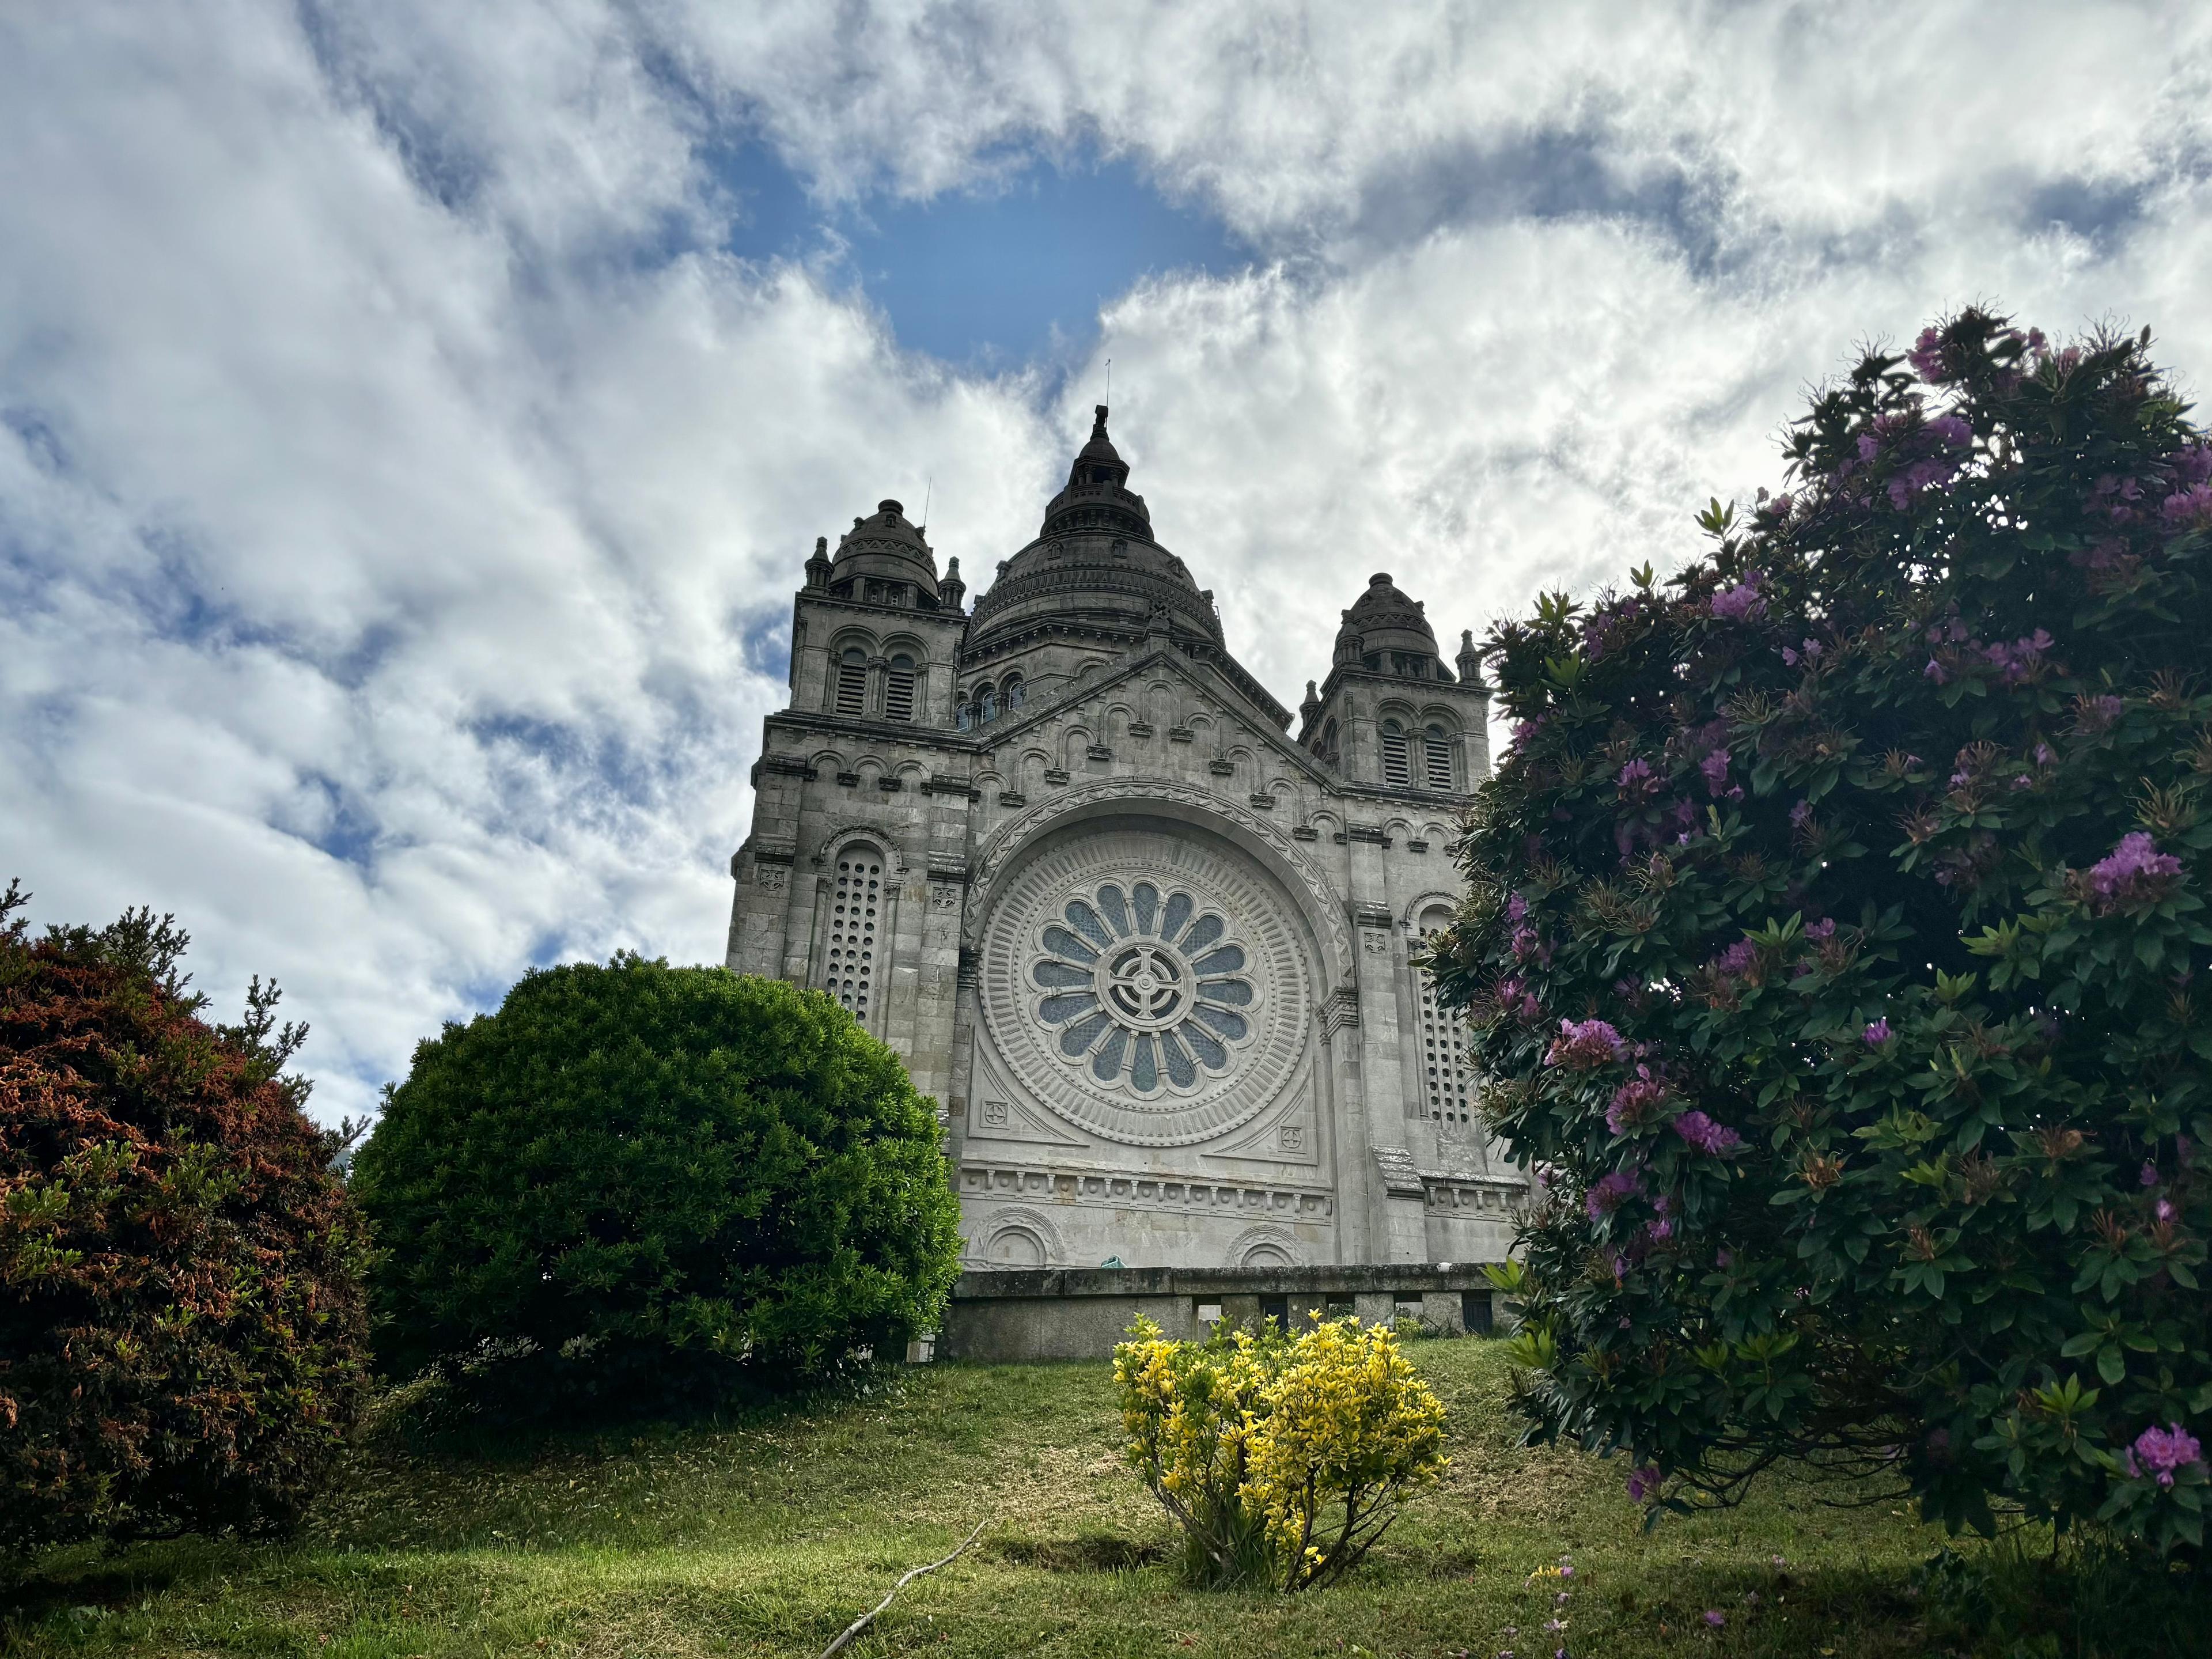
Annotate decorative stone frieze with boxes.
[959,1160,1334,1219]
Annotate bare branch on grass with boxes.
[819,1518,988,1658]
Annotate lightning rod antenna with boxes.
[1105,357,1112,402]
[921,476,931,535]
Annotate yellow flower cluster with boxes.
[1112,1314,1447,1592]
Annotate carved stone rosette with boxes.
[978,825,1309,1147]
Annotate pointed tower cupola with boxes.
[1067,404,1130,489]
[967,403,1232,657]
[1456,627,1486,688]
[1036,404,1152,543]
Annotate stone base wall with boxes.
[938,1263,1510,1362]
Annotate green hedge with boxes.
[1,889,370,1548]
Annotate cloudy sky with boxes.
[5,2,2209,1122]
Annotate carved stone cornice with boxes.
[1373,1145,1424,1198]
[1320,984,1360,1033]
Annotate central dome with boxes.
[965,406,1221,656]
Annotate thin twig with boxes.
[819,1518,988,1658]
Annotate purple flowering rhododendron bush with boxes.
[1426,310,2212,1552]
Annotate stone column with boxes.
[1319,987,1369,1265]
[1349,828,1426,1263]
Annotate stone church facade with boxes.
[726,408,1525,1271]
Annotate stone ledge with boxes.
[952,1262,1502,1300]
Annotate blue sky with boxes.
[720,146,1248,367]
[3,1,2209,1122]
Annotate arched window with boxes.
[884,654,916,722]
[1414,903,1474,1124]
[979,684,999,722]
[834,647,868,717]
[956,698,972,732]
[1380,720,1411,786]
[1424,724,1455,790]
[1319,717,1339,764]
[824,849,884,1023]
[1003,676,1024,711]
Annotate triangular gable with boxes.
[972,643,1335,789]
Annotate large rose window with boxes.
[976,825,1309,1147]
[1031,881,1256,1094]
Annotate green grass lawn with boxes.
[0,1338,2168,1657]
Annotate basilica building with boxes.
[726,408,1525,1271]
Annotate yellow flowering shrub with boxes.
[1243,1317,1450,1590]
[1111,1315,1280,1585]
[1112,1314,1448,1591]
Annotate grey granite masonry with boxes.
[941,1265,1510,1362]
[728,406,1528,1273]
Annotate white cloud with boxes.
[4,0,2210,1120]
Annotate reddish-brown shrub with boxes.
[0,883,370,1549]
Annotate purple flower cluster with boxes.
[1607,1067,1668,1134]
[2125,1422,2205,1489]
[1853,409,1972,509]
[1863,1017,1893,1047]
[2164,482,2212,525]
[2085,831,2183,912]
[1583,594,1650,662]
[1982,628,2055,685]
[1495,975,1542,1022]
[1626,1464,1661,1502]
[1781,637,1823,666]
[1548,1017,1626,1070]
[2094,472,2148,524]
[2160,444,2212,525]
[2078,694,2126,734]
[1805,917,1836,943]
[1616,756,1657,802]
[1673,1110,1744,1156]
[1709,570,1766,623]
[1585,1168,1643,1219]
[1698,745,1740,801]
[1926,623,2056,689]
[1908,325,1949,381]
[1712,938,1757,978]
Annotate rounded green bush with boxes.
[351,959,961,1418]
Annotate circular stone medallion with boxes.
[979,825,1309,1146]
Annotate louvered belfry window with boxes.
[1424,725,1453,790]
[825,854,882,1021]
[835,649,868,716]
[885,656,916,722]
[1381,722,1411,786]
